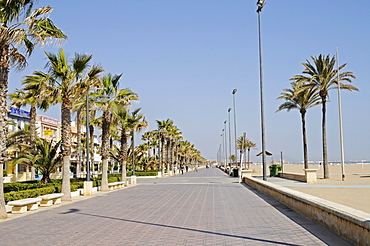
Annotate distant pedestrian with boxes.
[194,165,198,172]
[185,165,189,172]
[181,164,184,175]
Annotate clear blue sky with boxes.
[8,1,370,163]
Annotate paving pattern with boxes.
[0,168,350,246]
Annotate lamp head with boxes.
[256,0,266,12]
[228,108,232,112]
[232,89,237,94]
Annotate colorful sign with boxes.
[44,130,54,136]
[9,107,30,118]
[40,116,58,126]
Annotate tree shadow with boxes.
[59,209,300,246]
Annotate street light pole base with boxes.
[84,181,93,196]
[131,175,137,185]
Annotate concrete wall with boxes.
[243,176,370,246]
[278,172,305,182]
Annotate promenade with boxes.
[0,168,350,246]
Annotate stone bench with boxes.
[5,205,13,213]
[278,169,318,183]
[38,193,64,207]
[108,181,126,190]
[7,198,42,214]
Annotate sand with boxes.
[248,163,370,213]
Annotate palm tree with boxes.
[167,125,182,172]
[111,107,130,183]
[245,140,257,169]
[236,136,257,169]
[44,49,103,200]
[276,80,321,169]
[127,108,147,176]
[141,130,160,169]
[156,119,173,175]
[0,1,66,218]
[236,136,246,167]
[95,74,138,190]
[9,71,53,179]
[178,140,196,170]
[13,139,62,184]
[292,54,358,178]
[72,68,103,179]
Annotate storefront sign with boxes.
[40,116,58,126]
[9,107,30,118]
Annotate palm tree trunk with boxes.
[101,110,110,191]
[322,96,329,179]
[166,140,170,173]
[170,141,174,172]
[121,131,128,183]
[29,105,37,180]
[0,59,9,219]
[239,151,242,168]
[61,99,72,201]
[161,138,165,176]
[247,148,251,169]
[89,124,94,178]
[0,46,9,218]
[76,110,82,178]
[301,110,309,169]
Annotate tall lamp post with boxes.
[221,132,225,166]
[223,121,228,166]
[257,0,267,180]
[83,91,93,196]
[232,89,237,166]
[86,93,90,181]
[336,48,345,181]
[227,108,232,166]
[131,127,137,185]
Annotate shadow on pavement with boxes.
[59,209,301,246]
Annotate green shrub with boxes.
[3,170,7,177]
[127,171,157,176]
[4,186,56,203]
[4,182,55,193]
[4,181,84,202]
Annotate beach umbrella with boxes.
[256,150,272,156]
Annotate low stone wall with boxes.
[279,169,318,184]
[243,176,370,246]
[278,172,305,182]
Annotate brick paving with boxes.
[0,168,350,246]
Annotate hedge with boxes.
[3,175,132,202]
[4,181,84,202]
[127,171,157,176]
[93,177,121,187]
[4,186,56,203]
[4,182,55,193]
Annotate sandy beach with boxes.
[248,163,370,213]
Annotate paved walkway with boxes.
[0,168,350,246]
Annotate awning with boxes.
[256,150,272,156]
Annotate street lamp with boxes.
[227,108,232,166]
[132,128,135,176]
[223,121,228,166]
[336,48,345,181]
[257,0,267,180]
[232,89,237,166]
[85,89,108,182]
[85,93,91,182]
